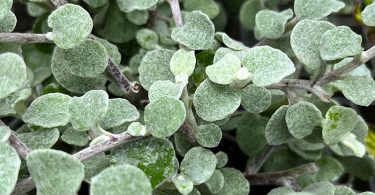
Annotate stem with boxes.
[50,0,67,7]
[316,44,375,86]
[180,87,198,142]
[12,132,145,194]
[245,146,274,174]
[245,163,318,185]
[167,0,183,28]
[0,33,50,44]
[0,120,31,160]
[106,60,140,94]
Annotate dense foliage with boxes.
[1,0,375,194]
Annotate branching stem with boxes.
[0,120,31,160]
[0,33,50,44]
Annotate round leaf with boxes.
[0,142,21,195]
[241,84,271,113]
[319,26,363,61]
[23,93,72,128]
[18,128,60,150]
[69,90,109,131]
[334,186,355,195]
[111,137,175,188]
[294,0,345,20]
[255,9,294,39]
[0,53,28,99]
[265,105,293,145]
[215,151,228,168]
[139,49,174,90]
[100,98,139,129]
[362,2,375,27]
[117,0,158,12]
[215,32,247,51]
[193,79,241,122]
[148,80,184,102]
[53,39,109,78]
[61,127,89,146]
[51,48,107,94]
[291,20,335,75]
[239,0,263,31]
[217,168,250,195]
[144,97,186,138]
[196,123,222,148]
[205,54,241,85]
[136,29,159,50]
[0,11,16,33]
[126,10,149,25]
[180,147,217,185]
[322,106,358,145]
[172,174,194,195]
[302,181,335,195]
[171,11,215,50]
[48,4,93,49]
[0,0,12,20]
[170,48,196,77]
[243,46,295,86]
[183,0,219,19]
[26,149,84,195]
[314,156,344,182]
[0,126,11,142]
[286,102,323,139]
[91,164,152,195]
[205,170,224,194]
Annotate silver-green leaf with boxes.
[196,123,222,148]
[117,0,158,13]
[265,105,293,145]
[241,84,272,113]
[294,0,345,20]
[362,2,375,27]
[0,142,21,195]
[255,9,294,39]
[0,53,28,99]
[205,54,241,85]
[100,98,139,129]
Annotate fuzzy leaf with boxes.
[294,0,345,20]
[0,142,21,195]
[286,102,323,139]
[205,170,225,194]
[215,32,247,51]
[334,186,355,195]
[237,113,268,157]
[268,187,294,195]
[91,164,152,195]
[241,84,271,113]
[61,127,89,147]
[291,20,335,75]
[183,0,219,19]
[172,174,194,195]
[239,0,263,31]
[302,181,335,195]
[0,11,16,33]
[144,97,186,138]
[127,10,149,25]
[53,39,108,78]
[217,168,250,195]
[315,156,344,182]
[127,122,148,137]
[48,4,93,49]
[18,128,60,150]
[243,46,295,86]
[0,53,28,99]
[196,123,222,148]
[265,105,293,145]
[139,49,174,90]
[111,137,175,188]
[51,47,107,94]
[331,58,375,106]
[117,0,158,12]
[170,48,196,77]
[215,151,228,168]
[180,147,217,185]
[319,26,363,61]
[83,154,110,182]
[171,11,215,50]
[205,54,241,85]
[0,88,32,117]
[193,79,241,122]
[100,98,139,129]
[0,126,11,142]
[362,2,375,27]
[148,80,184,102]
[136,29,159,50]
[23,93,72,128]
[26,149,84,195]
[69,90,109,131]
[339,133,366,157]
[95,37,122,65]
[255,9,294,39]
[82,0,107,8]
[322,106,357,145]
[0,0,12,20]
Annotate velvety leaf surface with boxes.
[215,32,247,51]
[61,127,89,147]
[172,174,194,195]
[0,53,28,99]
[315,156,344,182]
[243,46,295,86]
[27,149,84,195]
[83,154,110,182]
[0,88,32,117]
[18,128,60,150]
[217,168,250,195]
[100,98,139,129]
[136,29,159,50]
[171,11,215,50]
[205,54,241,85]
[239,0,263,31]
[0,142,21,195]
[183,0,219,19]
[23,93,72,128]
[111,137,175,188]
[91,164,152,195]
[196,123,222,148]
[48,4,93,49]
[302,181,335,195]
[0,11,16,33]
[0,0,12,20]
[0,126,11,142]
[265,105,293,145]
[255,9,294,39]
[215,151,228,168]
[294,0,345,20]
[117,0,158,12]
[148,80,184,102]
[241,84,272,113]
[170,48,196,77]
[205,170,225,194]
[361,2,375,26]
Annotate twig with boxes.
[245,146,274,174]
[50,0,67,7]
[0,120,31,160]
[167,0,183,28]
[12,132,145,194]
[106,60,140,93]
[245,163,318,185]
[0,33,50,44]
[147,10,158,29]
[316,44,375,86]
